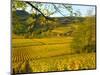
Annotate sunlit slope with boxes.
[12,37,72,47]
[12,37,96,73]
[29,53,96,72]
[12,37,73,62]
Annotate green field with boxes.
[12,37,96,73]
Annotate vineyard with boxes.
[12,37,96,73]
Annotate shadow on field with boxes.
[12,60,33,75]
[25,60,33,73]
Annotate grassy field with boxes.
[12,37,96,73]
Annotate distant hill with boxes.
[13,10,30,20]
[13,10,85,24]
[50,17,85,24]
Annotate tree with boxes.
[12,1,75,18]
[12,0,27,10]
[71,16,96,53]
[12,1,84,38]
[12,10,30,34]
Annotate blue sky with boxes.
[50,5,95,17]
[25,3,96,17]
[72,5,95,16]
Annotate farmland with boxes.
[12,37,96,73]
[12,2,96,74]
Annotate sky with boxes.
[51,5,95,17]
[25,3,96,17]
